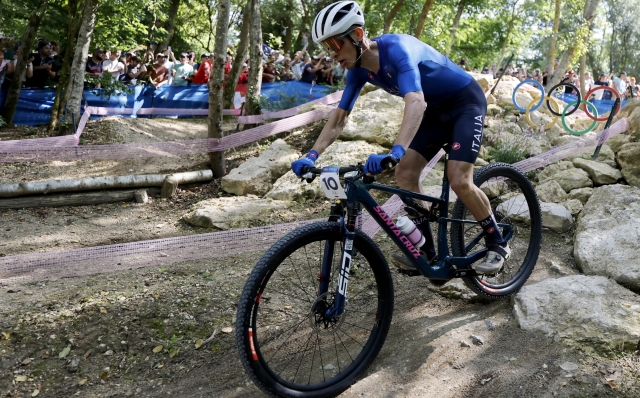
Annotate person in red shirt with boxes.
[237,63,248,84]
[192,53,212,85]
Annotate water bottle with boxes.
[396,216,425,248]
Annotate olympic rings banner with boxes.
[512,79,629,135]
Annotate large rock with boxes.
[620,99,640,141]
[562,199,583,216]
[540,167,593,192]
[513,275,640,349]
[266,140,386,201]
[574,185,640,292]
[607,134,631,154]
[568,187,593,204]
[221,139,298,196]
[572,157,621,185]
[535,180,568,203]
[569,144,617,169]
[182,196,292,229]
[536,161,574,183]
[486,104,502,116]
[468,73,494,92]
[341,90,404,147]
[498,91,533,111]
[617,142,640,187]
[540,202,573,232]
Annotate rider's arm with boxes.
[311,108,351,154]
[395,91,426,149]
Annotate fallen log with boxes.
[0,188,161,209]
[0,170,213,198]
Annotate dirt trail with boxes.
[1,117,639,397]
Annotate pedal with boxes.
[452,268,476,278]
[396,268,421,277]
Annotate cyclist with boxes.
[291,1,509,274]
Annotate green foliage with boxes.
[0,115,7,128]
[84,74,135,106]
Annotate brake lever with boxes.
[302,172,316,184]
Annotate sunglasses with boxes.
[320,28,358,53]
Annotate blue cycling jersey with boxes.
[338,34,472,111]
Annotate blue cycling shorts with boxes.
[409,79,487,164]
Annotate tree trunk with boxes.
[579,54,586,97]
[383,0,406,34]
[544,0,562,91]
[158,0,181,53]
[245,0,263,116]
[1,0,49,127]
[546,0,601,91]
[208,0,231,177]
[223,1,251,109]
[62,0,100,124]
[283,0,294,53]
[49,0,82,132]
[414,0,435,38]
[500,1,518,61]
[447,0,466,56]
[0,189,161,209]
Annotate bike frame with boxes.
[319,158,513,320]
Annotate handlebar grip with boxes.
[381,156,398,170]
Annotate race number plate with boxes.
[320,166,347,199]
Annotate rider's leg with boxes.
[392,149,437,268]
[447,160,506,247]
[395,148,427,195]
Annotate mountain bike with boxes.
[236,156,542,397]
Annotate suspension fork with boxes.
[321,202,359,319]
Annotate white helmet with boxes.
[312,1,365,43]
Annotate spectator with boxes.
[612,72,627,96]
[316,57,332,85]
[25,41,57,88]
[85,48,104,79]
[191,53,212,85]
[169,52,194,85]
[489,63,497,78]
[187,50,197,67]
[103,49,124,81]
[481,66,489,75]
[330,59,345,86]
[301,28,310,51]
[458,59,470,72]
[49,41,60,56]
[224,54,232,77]
[147,53,169,88]
[237,63,249,84]
[121,55,146,85]
[273,50,285,65]
[300,55,322,83]
[262,60,276,83]
[278,58,294,81]
[291,51,305,80]
[163,49,174,85]
[583,71,594,93]
[629,77,639,97]
[2,45,33,89]
[0,50,15,86]
[592,73,610,100]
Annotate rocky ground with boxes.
[2,108,640,397]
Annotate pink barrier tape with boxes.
[0,106,335,162]
[75,108,91,138]
[85,107,241,116]
[238,90,344,124]
[0,219,322,286]
[0,117,631,285]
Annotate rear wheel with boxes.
[236,222,394,397]
[450,163,542,299]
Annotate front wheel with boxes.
[236,222,394,397]
[450,163,542,299]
